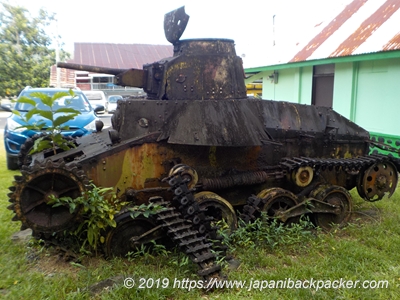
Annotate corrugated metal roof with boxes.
[69,43,173,69]
[290,0,400,63]
[384,32,400,50]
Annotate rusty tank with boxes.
[8,7,400,279]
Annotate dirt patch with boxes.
[350,207,382,226]
[28,247,102,278]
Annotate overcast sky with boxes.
[9,0,352,67]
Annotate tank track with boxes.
[279,154,400,173]
[240,154,399,223]
[151,172,223,280]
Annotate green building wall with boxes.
[262,67,313,104]
[353,59,400,136]
[336,58,400,157]
[331,62,354,118]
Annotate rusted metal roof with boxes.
[290,0,400,63]
[69,43,173,69]
[384,32,400,50]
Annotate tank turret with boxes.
[57,8,246,101]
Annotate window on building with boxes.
[92,75,114,89]
[92,76,113,83]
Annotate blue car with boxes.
[2,87,103,170]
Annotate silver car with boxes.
[106,95,123,113]
[83,90,107,114]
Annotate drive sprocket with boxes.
[8,160,90,234]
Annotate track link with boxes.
[279,154,398,174]
[150,196,221,279]
[149,172,223,280]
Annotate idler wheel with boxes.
[194,191,237,234]
[9,161,88,233]
[104,212,159,257]
[310,185,352,231]
[357,161,398,201]
[257,188,298,224]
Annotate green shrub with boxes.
[49,183,126,254]
[13,90,80,155]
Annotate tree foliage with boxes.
[0,2,69,97]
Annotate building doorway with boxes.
[312,64,335,107]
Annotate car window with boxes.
[108,96,122,103]
[15,91,92,113]
[85,93,104,100]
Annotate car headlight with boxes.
[6,118,26,132]
[84,119,97,131]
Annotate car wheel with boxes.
[7,154,19,170]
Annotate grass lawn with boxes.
[1,136,400,299]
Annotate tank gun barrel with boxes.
[57,62,127,75]
[56,62,145,88]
